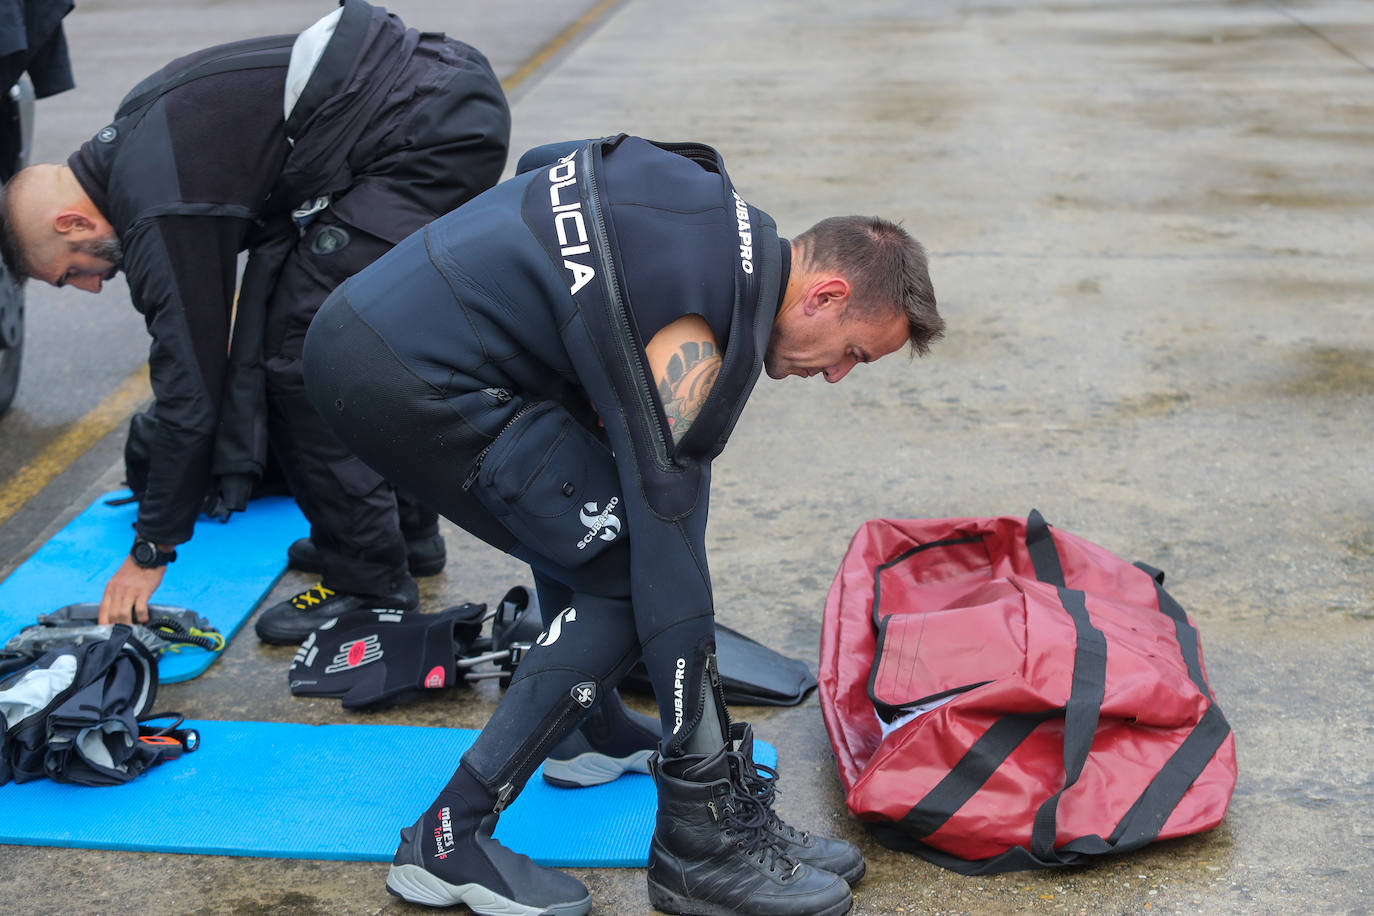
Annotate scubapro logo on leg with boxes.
[577,497,620,550]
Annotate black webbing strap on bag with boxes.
[1025,509,1067,587]
[1136,561,1213,700]
[876,711,1057,844]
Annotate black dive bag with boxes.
[0,625,197,786]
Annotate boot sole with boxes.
[386,863,591,915]
[541,749,655,788]
[837,859,866,886]
[646,876,852,916]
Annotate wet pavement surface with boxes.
[1,0,1372,914]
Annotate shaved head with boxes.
[0,164,120,290]
[0,164,55,279]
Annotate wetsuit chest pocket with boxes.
[473,401,626,569]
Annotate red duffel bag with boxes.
[819,510,1237,874]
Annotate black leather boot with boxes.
[646,747,852,916]
[728,722,865,885]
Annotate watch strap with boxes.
[131,537,177,568]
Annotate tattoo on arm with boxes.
[657,340,722,443]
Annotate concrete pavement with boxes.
[2,0,1371,913]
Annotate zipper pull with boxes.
[462,448,490,492]
[707,799,720,822]
[493,782,514,813]
[461,461,482,492]
[482,387,513,404]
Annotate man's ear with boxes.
[53,209,98,237]
[803,277,851,315]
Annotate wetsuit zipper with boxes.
[491,698,585,813]
[461,400,537,492]
[580,147,674,466]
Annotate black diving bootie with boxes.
[728,722,866,885]
[646,747,852,916]
[542,687,659,787]
[385,766,591,916]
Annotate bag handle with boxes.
[1025,508,1066,586]
[1135,562,1213,700]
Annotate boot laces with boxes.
[290,583,336,610]
[720,776,803,878]
[739,759,810,843]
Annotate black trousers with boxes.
[259,61,507,596]
[304,293,646,799]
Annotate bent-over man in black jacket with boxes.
[0,0,510,640]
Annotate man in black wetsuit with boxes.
[0,0,510,640]
[304,135,943,916]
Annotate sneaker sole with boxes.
[541,748,655,788]
[254,617,320,646]
[646,875,852,916]
[386,863,591,916]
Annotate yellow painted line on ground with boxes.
[502,0,621,92]
[0,0,623,528]
[0,364,150,525]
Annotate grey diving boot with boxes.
[386,764,591,915]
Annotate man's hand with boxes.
[98,556,167,625]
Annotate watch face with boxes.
[132,540,156,566]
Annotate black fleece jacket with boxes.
[68,0,507,544]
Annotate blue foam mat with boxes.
[0,492,307,682]
[0,720,777,866]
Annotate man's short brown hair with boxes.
[794,215,942,355]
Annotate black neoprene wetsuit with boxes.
[66,0,509,595]
[303,135,789,801]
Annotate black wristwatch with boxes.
[130,536,177,569]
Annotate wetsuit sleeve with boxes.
[123,214,246,545]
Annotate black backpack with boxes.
[0,625,198,786]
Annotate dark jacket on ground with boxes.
[68,0,508,545]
